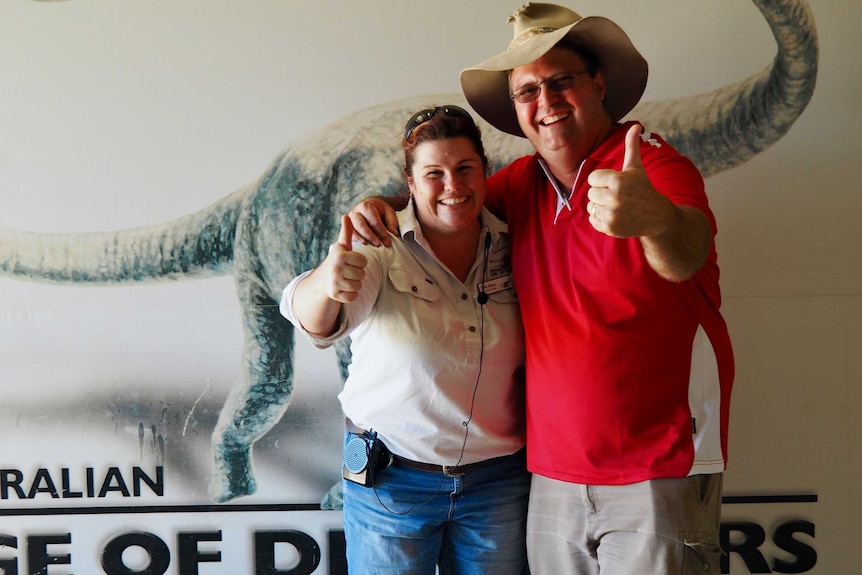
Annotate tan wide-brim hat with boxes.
[460,3,648,137]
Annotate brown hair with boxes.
[402,109,489,180]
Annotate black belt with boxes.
[345,418,507,477]
[390,454,488,476]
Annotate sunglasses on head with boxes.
[404,105,474,140]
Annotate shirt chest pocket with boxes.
[487,287,519,306]
[384,268,445,343]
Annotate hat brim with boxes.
[460,16,648,137]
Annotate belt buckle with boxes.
[442,465,462,477]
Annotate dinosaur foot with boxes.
[209,444,258,503]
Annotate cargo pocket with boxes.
[683,538,724,575]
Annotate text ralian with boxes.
[1,466,163,499]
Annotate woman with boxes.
[280,106,528,574]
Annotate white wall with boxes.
[0,1,858,573]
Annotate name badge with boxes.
[477,275,513,296]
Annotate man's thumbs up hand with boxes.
[586,124,673,239]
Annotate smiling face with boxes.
[406,136,486,238]
[509,46,612,163]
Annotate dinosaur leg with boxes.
[319,337,352,510]
[209,288,296,503]
[333,337,352,382]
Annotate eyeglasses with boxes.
[509,70,591,104]
[404,105,474,140]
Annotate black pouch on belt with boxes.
[342,430,392,487]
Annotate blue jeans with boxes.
[342,435,530,575]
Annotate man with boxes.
[351,4,734,574]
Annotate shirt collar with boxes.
[536,122,635,218]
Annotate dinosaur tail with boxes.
[0,186,247,285]
[632,0,818,177]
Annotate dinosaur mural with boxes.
[0,0,818,508]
